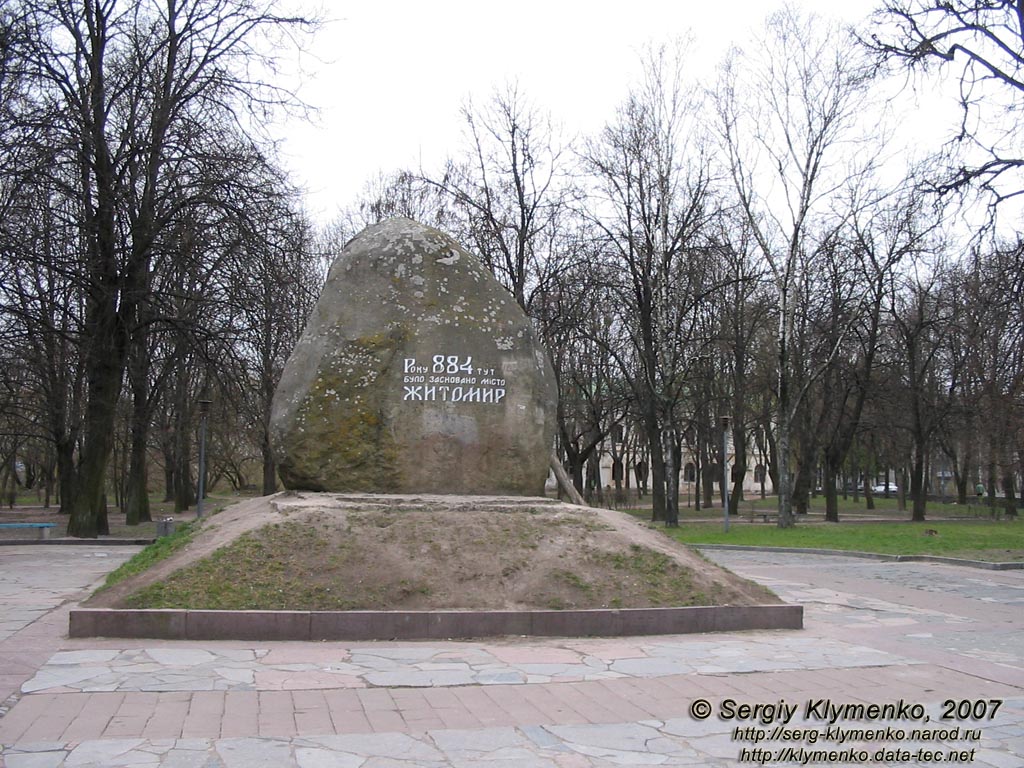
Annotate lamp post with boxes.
[196,397,212,519]
[721,415,730,533]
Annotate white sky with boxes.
[275,0,910,225]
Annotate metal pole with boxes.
[721,416,730,533]
[196,399,211,519]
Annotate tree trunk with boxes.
[911,445,927,521]
[824,476,839,524]
[776,410,794,527]
[172,369,194,514]
[1001,470,1017,518]
[823,454,840,523]
[986,436,998,509]
[260,323,278,496]
[124,345,152,525]
[66,440,113,537]
[955,470,968,506]
[586,453,603,505]
[633,452,648,499]
[65,343,121,537]
[693,428,702,512]
[43,452,55,509]
[1001,441,1017,518]
[56,438,75,516]
[701,452,716,509]
[124,429,151,525]
[645,400,666,522]
[174,418,193,514]
[550,452,586,506]
[864,456,876,510]
[729,423,746,517]
[648,433,666,523]
[163,451,175,503]
[765,420,779,495]
[261,401,278,495]
[565,445,585,496]
[261,439,277,496]
[663,430,679,526]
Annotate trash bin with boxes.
[156,517,176,537]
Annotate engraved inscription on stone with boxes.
[401,356,506,403]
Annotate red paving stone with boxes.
[182,691,225,738]
[21,693,90,743]
[220,691,259,738]
[141,695,189,740]
[3,663,1022,744]
[257,691,297,738]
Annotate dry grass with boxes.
[87,493,779,611]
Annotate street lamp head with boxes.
[197,398,212,416]
[720,415,730,430]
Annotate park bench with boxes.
[0,522,56,539]
[744,503,775,524]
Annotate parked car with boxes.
[871,483,895,494]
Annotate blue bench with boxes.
[0,522,57,539]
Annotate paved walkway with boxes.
[0,545,1021,766]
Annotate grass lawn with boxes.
[629,515,1024,561]
[618,494,1009,520]
[99,520,198,591]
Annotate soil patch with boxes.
[86,492,779,611]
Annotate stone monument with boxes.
[270,217,556,495]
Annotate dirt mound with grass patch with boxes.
[85,492,779,611]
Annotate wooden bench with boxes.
[745,505,775,523]
[0,522,57,539]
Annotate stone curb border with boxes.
[695,544,1024,570]
[0,538,154,546]
[68,605,802,641]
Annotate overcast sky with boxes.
[276,0,898,225]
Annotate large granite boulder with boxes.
[270,217,556,495]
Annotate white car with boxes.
[871,483,895,494]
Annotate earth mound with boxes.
[86,493,779,611]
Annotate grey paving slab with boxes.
[15,635,916,695]
[1,543,1023,766]
[0,548,139,644]
[0,545,143,711]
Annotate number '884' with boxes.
[433,355,472,374]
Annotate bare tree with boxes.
[537,238,628,500]
[887,260,960,521]
[956,243,1023,516]
[224,200,320,496]
[0,174,86,514]
[582,43,720,525]
[9,0,315,536]
[866,0,1024,205]
[336,170,454,238]
[425,83,572,314]
[714,7,876,527]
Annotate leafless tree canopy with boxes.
[0,3,1020,534]
[0,0,321,536]
[867,1,1024,202]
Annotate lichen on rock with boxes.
[270,217,556,495]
